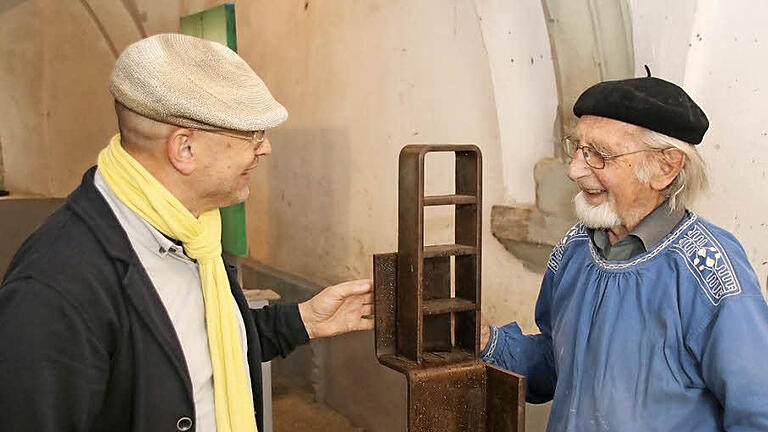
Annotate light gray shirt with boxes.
[94,169,249,432]
[590,200,686,261]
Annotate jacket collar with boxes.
[66,167,136,265]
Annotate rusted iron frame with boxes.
[396,145,481,362]
[374,252,526,431]
[374,145,526,431]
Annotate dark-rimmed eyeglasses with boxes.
[561,136,662,169]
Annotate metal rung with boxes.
[423,244,476,258]
[421,349,474,363]
[422,298,476,315]
[423,194,477,206]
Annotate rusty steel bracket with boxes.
[374,145,526,431]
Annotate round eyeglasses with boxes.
[561,136,662,169]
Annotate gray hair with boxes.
[633,129,709,211]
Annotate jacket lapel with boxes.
[122,262,194,396]
[67,167,193,396]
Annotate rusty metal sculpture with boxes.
[374,145,526,431]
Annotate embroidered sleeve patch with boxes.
[672,223,742,306]
[547,224,588,274]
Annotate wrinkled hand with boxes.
[480,313,491,352]
[298,279,374,339]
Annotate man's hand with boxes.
[298,279,374,339]
[480,313,491,352]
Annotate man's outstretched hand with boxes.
[298,279,374,339]
[480,313,491,352]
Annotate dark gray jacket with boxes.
[0,167,308,432]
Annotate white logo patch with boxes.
[672,223,741,306]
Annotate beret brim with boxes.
[573,77,708,144]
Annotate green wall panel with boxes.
[181,3,247,256]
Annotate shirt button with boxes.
[176,416,193,431]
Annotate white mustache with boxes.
[576,182,605,191]
[573,192,621,228]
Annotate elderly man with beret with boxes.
[481,73,768,431]
[0,34,373,432]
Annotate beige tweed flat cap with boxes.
[110,33,287,131]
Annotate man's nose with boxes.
[256,137,272,156]
[567,149,592,181]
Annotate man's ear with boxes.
[166,128,195,175]
[650,148,685,191]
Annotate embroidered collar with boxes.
[588,212,698,270]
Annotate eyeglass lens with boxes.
[562,137,604,169]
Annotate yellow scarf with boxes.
[98,134,257,432]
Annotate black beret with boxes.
[573,74,709,144]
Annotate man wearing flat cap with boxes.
[0,34,373,432]
[481,73,768,431]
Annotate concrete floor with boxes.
[273,377,364,432]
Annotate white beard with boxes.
[573,191,622,229]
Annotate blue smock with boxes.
[482,213,768,431]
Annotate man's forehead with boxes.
[575,115,642,148]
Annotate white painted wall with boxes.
[631,0,768,293]
[475,0,559,202]
[630,0,697,83]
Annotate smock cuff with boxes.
[480,325,500,362]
